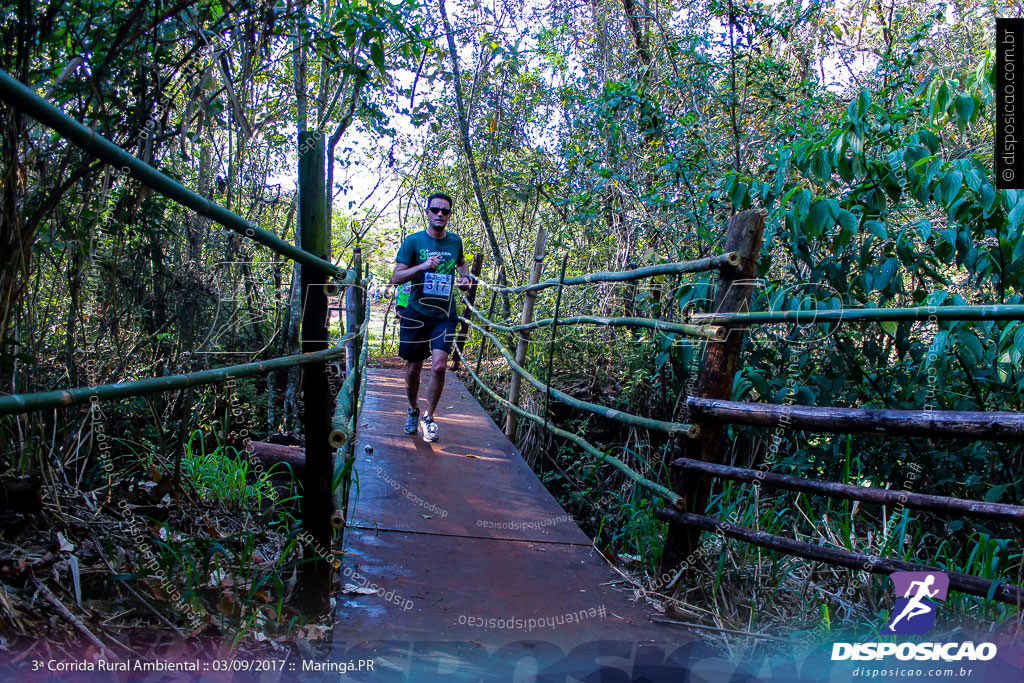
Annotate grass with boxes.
[182,430,277,512]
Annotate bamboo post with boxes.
[659,209,765,576]
[505,227,547,437]
[331,287,368,529]
[543,254,569,433]
[451,253,484,371]
[352,251,364,404]
[475,265,503,378]
[345,268,358,376]
[297,130,333,613]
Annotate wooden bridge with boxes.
[330,367,743,680]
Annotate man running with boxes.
[390,193,470,441]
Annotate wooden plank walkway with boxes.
[332,368,750,681]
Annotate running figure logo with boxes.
[883,571,949,635]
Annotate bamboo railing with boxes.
[454,209,1024,610]
[471,254,739,294]
[0,70,346,278]
[0,339,355,416]
[0,67,371,614]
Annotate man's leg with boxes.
[405,359,424,411]
[398,309,428,434]
[423,349,448,419]
[419,318,456,442]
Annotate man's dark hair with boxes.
[425,192,454,208]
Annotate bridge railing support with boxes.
[0,67,371,618]
[451,253,484,371]
[659,209,765,577]
[297,130,334,613]
[505,226,547,437]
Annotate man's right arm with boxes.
[390,261,421,285]
[391,235,417,285]
[390,255,442,285]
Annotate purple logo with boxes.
[883,571,949,635]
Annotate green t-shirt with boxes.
[395,230,465,319]
[395,282,411,309]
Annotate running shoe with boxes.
[404,408,420,435]
[420,415,439,442]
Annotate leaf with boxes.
[980,184,997,216]
[917,129,941,154]
[836,209,857,232]
[57,532,75,552]
[864,220,888,240]
[955,93,975,128]
[730,179,748,208]
[1014,233,1024,262]
[956,330,984,364]
[873,258,898,291]
[916,219,932,241]
[985,484,1008,503]
[1006,198,1024,233]
[931,81,951,121]
[370,40,386,74]
[804,200,829,237]
[935,171,963,207]
[847,90,870,121]
[812,150,831,182]
[881,320,898,337]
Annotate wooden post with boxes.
[659,209,765,576]
[505,227,547,438]
[451,253,484,371]
[296,130,332,613]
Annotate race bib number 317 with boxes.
[423,271,452,297]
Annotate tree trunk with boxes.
[438,0,510,314]
[285,3,309,437]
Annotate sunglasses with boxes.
[427,207,452,216]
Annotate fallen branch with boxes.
[31,577,119,661]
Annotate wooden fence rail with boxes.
[655,509,1023,606]
[687,397,1024,442]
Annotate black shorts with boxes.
[398,308,457,362]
